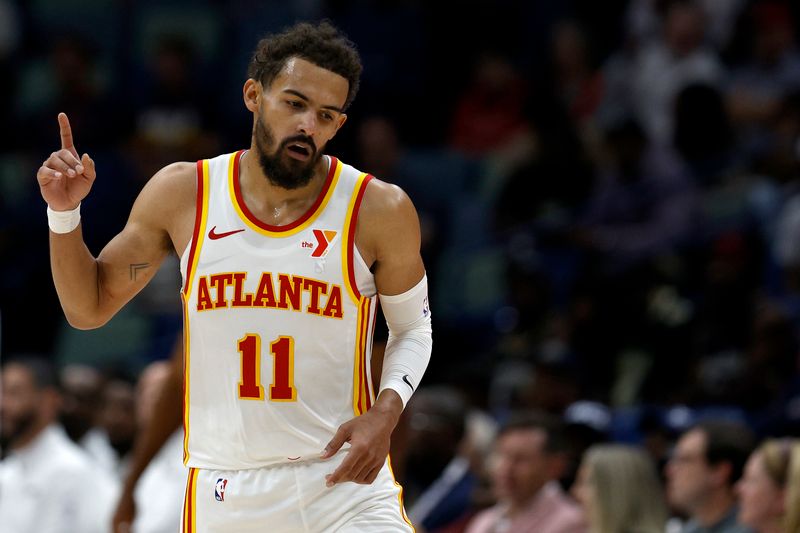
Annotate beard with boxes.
[254,116,322,190]
[59,410,92,442]
[0,408,37,457]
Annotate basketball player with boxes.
[37,21,432,532]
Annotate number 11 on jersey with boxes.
[237,334,297,401]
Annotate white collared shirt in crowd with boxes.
[0,424,120,533]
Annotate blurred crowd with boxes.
[4,0,800,531]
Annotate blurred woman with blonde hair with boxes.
[571,443,668,533]
[736,438,800,533]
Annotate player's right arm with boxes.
[38,113,193,329]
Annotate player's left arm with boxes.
[321,179,432,486]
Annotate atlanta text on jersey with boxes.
[195,272,344,319]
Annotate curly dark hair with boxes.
[247,20,362,111]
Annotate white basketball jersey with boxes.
[179,150,378,470]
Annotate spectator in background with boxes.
[543,19,604,136]
[127,34,221,180]
[637,406,690,477]
[592,18,641,143]
[561,400,611,492]
[572,116,698,274]
[726,0,800,159]
[401,385,489,533]
[739,307,799,416]
[625,0,746,52]
[113,346,183,532]
[99,374,138,479]
[567,117,699,402]
[665,419,756,533]
[465,411,585,533]
[760,91,800,319]
[736,438,800,533]
[448,50,531,158]
[130,360,186,533]
[522,356,582,417]
[0,356,119,533]
[20,32,124,151]
[688,233,761,405]
[353,114,456,277]
[630,0,724,146]
[673,82,739,188]
[59,363,117,472]
[572,443,669,533]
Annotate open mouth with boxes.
[286,142,312,160]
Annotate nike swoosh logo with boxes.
[402,375,415,391]
[208,226,245,240]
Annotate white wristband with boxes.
[47,203,81,234]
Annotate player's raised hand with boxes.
[37,112,96,212]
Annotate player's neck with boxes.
[239,150,329,226]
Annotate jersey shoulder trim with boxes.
[182,158,211,295]
[342,173,374,303]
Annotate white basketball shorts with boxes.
[181,452,414,532]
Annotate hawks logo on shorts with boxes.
[214,478,228,502]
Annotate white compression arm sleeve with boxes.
[378,275,432,407]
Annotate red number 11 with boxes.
[237,334,296,401]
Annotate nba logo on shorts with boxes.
[215,478,228,502]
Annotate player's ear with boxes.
[243,79,260,112]
[330,113,347,138]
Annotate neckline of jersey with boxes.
[231,150,339,233]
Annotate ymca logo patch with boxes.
[215,478,228,502]
[301,229,337,258]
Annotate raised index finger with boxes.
[58,112,75,152]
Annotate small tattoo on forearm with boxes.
[130,263,149,280]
